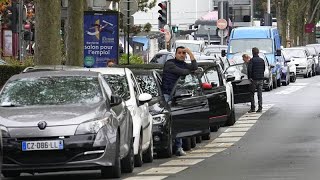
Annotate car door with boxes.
[225,64,252,104]
[201,66,228,126]
[170,74,210,138]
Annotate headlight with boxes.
[75,118,109,135]
[0,125,10,138]
[152,114,166,125]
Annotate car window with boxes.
[202,67,221,87]
[135,74,159,97]
[166,54,174,61]
[103,74,130,101]
[130,74,140,96]
[150,54,167,64]
[173,74,201,97]
[0,76,103,106]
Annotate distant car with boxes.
[227,52,274,91]
[133,69,173,158]
[305,45,319,75]
[84,68,153,167]
[284,47,313,78]
[0,71,134,178]
[204,45,227,56]
[282,50,297,82]
[306,44,320,74]
[174,40,206,55]
[149,51,175,64]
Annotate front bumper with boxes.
[296,67,308,75]
[2,133,117,173]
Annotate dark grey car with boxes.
[0,71,134,178]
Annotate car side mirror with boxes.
[270,64,275,68]
[285,59,291,63]
[138,93,152,104]
[276,49,281,56]
[226,75,235,82]
[202,83,212,90]
[110,95,123,107]
[194,25,198,29]
[221,50,226,57]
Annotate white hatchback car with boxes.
[86,68,153,167]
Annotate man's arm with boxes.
[165,61,191,76]
[185,48,198,70]
[247,60,253,79]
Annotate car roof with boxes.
[9,70,100,81]
[175,40,205,44]
[83,67,128,75]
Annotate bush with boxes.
[0,65,27,88]
[119,54,144,65]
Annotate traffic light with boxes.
[158,1,167,29]
[172,26,178,33]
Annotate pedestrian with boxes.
[107,59,116,67]
[162,46,198,156]
[242,54,251,75]
[247,47,265,113]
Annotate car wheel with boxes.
[202,133,211,140]
[157,132,173,158]
[226,106,236,126]
[134,133,143,167]
[304,73,308,78]
[142,136,153,163]
[182,137,192,151]
[210,125,219,132]
[101,132,121,178]
[290,74,296,82]
[191,136,197,148]
[273,78,277,89]
[196,136,202,143]
[265,84,272,91]
[121,138,134,173]
[2,171,20,178]
[277,78,281,87]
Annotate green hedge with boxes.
[0,65,27,87]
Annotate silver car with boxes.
[0,71,134,178]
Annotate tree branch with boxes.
[308,0,320,23]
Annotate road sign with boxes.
[119,0,138,17]
[217,19,228,30]
[218,29,228,38]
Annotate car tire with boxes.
[273,78,277,89]
[143,136,153,163]
[304,73,308,78]
[191,136,197,148]
[134,133,143,167]
[226,107,236,126]
[210,125,219,132]
[277,78,281,87]
[202,133,211,140]
[121,138,134,173]
[265,84,272,91]
[2,171,20,178]
[196,136,202,143]
[182,137,192,151]
[101,132,121,178]
[157,127,173,158]
[290,74,296,82]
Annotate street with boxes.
[2,75,319,180]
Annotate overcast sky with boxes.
[133,0,214,30]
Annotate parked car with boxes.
[306,44,320,74]
[283,47,313,78]
[204,45,227,56]
[149,51,175,64]
[133,69,173,158]
[282,49,297,82]
[174,40,206,55]
[84,68,153,167]
[305,45,318,76]
[0,71,134,178]
[275,50,291,86]
[227,52,274,91]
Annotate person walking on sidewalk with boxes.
[247,47,265,113]
[162,46,198,156]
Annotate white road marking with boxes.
[124,176,168,180]
[212,137,242,143]
[225,127,251,132]
[236,120,258,124]
[205,142,234,148]
[160,159,204,166]
[238,117,260,120]
[232,123,255,128]
[219,132,247,137]
[275,86,305,95]
[178,153,216,158]
[191,148,227,153]
[138,167,188,175]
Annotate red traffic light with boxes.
[158,2,167,9]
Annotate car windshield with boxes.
[306,47,316,55]
[196,25,218,36]
[103,74,130,101]
[283,49,306,58]
[204,47,227,54]
[229,39,273,54]
[135,74,159,97]
[229,53,265,65]
[0,76,102,106]
[175,43,201,52]
[150,54,167,64]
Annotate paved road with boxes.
[4,76,320,180]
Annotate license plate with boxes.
[22,140,64,151]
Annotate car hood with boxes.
[291,58,308,66]
[0,102,107,127]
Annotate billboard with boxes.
[84,11,119,67]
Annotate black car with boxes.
[133,69,173,158]
[0,71,134,178]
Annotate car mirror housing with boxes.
[226,75,236,82]
[110,95,123,107]
[138,93,152,104]
[202,83,212,90]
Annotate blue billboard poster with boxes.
[84,11,119,67]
